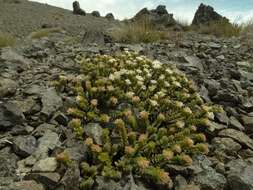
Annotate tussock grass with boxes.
[30,27,62,39]
[0,33,16,48]
[196,20,242,37]
[110,18,168,43]
[240,19,253,46]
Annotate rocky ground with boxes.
[1,1,253,190]
[1,30,253,190]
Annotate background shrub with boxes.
[0,33,15,48]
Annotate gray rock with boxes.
[0,102,25,131]
[12,97,40,115]
[91,11,100,17]
[180,55,203,72]
[155,5,168,15]
[13,135,37,157]
[241,115,253,133]
[175,175,200,190]
[193,167,227,190]
[105,13,114,20]
[204,79,220,97]
[9,180,45,190]
[0,147,19,177]
[212,137,241,157]
[41,88,63,118]
[54,112,69,126]
[208,42,221,49]
[60,162,80,190]
[219,129,253,150]
[229,116,245,131]
[95,176,122,190]
[0,78,17,98]
[32,157,58,172]
[226,159,253,190]
[192,3,229,26]
[83,123,103,145]
[215,112,229,125]
[72,1,86,16]
[24,173,60,190]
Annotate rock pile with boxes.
[72,1,86,16]
[192,3,229,25]
[133,5,176,29]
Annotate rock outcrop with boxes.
[133,5,176,29]
[192,3,229,25]
[91,11,100,17]
[72,1,86,16]
[105,13,114,20]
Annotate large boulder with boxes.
[192,3,229,26]
[72,1,86,16]
[133,5,176,29]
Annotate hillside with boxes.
[0,0,117,38]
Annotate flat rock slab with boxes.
[219,129,253,150]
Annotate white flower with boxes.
[173,81,182,88]
[150,80,157,84]
[108,58,116,63]
[171,76,176,81]
[175,101,184,108]
[126,92,135,98]
[141,85,147,90]
[137,81,144,86]
[207,112,215,120]
[183,107,192,114]
[109,74,115,81]
[164,81,170,87]
[150,100,158,107]
[136,69,142,74]
[159,74,165,80]
[149,85,156,92]
[152,60,162,69]
[146,73,152,78]
[165,68,173,74]
[157,91,166,98]
[136,56,144,62]
[136,75,144,81]
[125,79,132,85]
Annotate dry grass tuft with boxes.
[0,33,16,48]
[196,20,242,38]
[30,27,62,39]
[240,19,253,46]
[110,18,168,43]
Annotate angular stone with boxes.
[215,112,229,125]
[25,173,60,190]
[212,137,241,157]
[60,162,80,190]
[241,115,253,133]
[13,135,37,157]
[41,88,63,118]
[229,116,245,131]
[226,159,253,190]
[219,129,253,150]
[11,180,45,190]
[32,157,58,172]
[83,123,103,145]
[0,102,25,131]
[0,78,17,98]
[0,147,19,177]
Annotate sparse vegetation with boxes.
[56,52,222,189]
[0,33,16,48]
[110,18,168,43]
[196,20,242,37]
[30,27,62,39]
[241,18,253,46]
